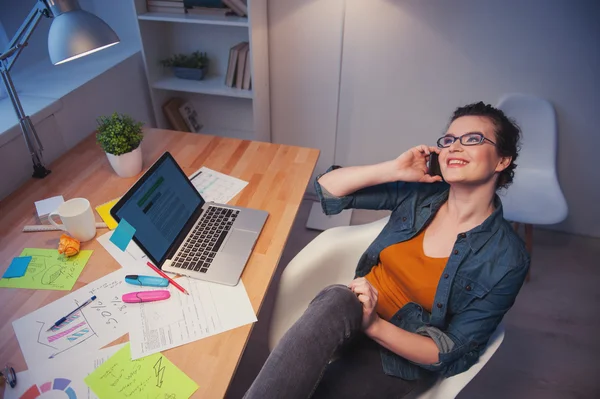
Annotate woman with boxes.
[245,102,530,398]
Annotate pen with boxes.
[46,295,97,331]
[146,262,190,296]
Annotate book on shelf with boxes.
[162,98,190,132]
[186,6,233,15]
[225,41,249,87]
[235,43,249,89]
[147,5,186,13]
[242,49,251,90]
[147,0,184,7]
[183,0,224,7]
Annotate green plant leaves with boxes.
[95,112,144,156]
[160,51,209,69]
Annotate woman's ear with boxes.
[495,156,512,173]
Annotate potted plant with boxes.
[160,51,209,81]
[96,112,144,178]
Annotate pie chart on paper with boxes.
[19,378,77,399]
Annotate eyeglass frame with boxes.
[437,132,497,148]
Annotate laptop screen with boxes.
[114,154,203,263]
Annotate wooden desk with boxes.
[0,128,319,398]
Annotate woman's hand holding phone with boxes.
[392,145,442,183]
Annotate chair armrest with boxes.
[408,323,506,399]
[268,217,389,350]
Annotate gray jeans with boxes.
[244,285,417,399]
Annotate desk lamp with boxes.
[0,0,120,178]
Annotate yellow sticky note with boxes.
[95,198,119,230]
[84,343,198,399]
[0,249,92,290]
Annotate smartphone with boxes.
[428,152,443,179]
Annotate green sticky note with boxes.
[85,343,198,399]
[0,249,92,291]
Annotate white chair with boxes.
[268,217,505,399]
[496,94,568,279]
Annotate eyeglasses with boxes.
[437,132,496,148]
[0,365,16,389]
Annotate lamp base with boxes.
[33,164,51,178]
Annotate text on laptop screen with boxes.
[115,156,202,262]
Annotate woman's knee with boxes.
[310,284,362,314]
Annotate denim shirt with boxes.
[315,166,530,380]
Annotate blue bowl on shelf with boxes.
[172,66,207,81]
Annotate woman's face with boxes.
[438,116,510,187]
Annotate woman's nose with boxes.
[448,139,463,152]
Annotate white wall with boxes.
[269,0,600,238]
[268,0,345,190]
[0,53,154,200]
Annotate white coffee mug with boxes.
[48,198,97,242]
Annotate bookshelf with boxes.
[130,0,270,142]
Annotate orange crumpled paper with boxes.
[58,234,80,257]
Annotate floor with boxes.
[226,200,600,399]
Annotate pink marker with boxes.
[122,290,171,303]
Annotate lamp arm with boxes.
[1,1,50,72]
[0,0,52,178]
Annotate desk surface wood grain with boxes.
[0,128,319,398]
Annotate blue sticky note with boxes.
[110,218,136,251]
[4,256,32,278]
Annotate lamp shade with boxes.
[48,8,120,65]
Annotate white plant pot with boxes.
[106,145,143,178]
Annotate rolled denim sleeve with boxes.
[414,260,529,377]
[314,165,411,214]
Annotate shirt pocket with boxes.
[449,274,491,314]
[391,203,414,231]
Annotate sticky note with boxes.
[110,218,135,251]
[95,198,120,230]
[34,195,64,217]
[3,256,32,278]
[0,250,92,290]
[84,343,198,399]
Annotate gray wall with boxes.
[0,53,154,200]
[269,0,600,238]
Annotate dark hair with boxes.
[450,101,521,190]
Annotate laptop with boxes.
[110,151,268,286]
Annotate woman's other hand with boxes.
[393,145,442,183]
[348,277,380,331]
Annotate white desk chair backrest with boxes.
[496,93,568,224]
[497,93,558,172]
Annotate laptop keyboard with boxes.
[171,207,239,273]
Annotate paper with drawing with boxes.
[129,276,256,359]
[12,269,131,370]
[0,249,92,290]
[3,344,125,399]
[85,343,198,399]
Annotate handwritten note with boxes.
[0,249,92,290]
[84,343,198,399]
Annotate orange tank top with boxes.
[364,228,448,320]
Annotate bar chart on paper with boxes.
[189,167,248,204]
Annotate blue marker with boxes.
[125,275,169,287]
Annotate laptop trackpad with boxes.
[223,229,257,254]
